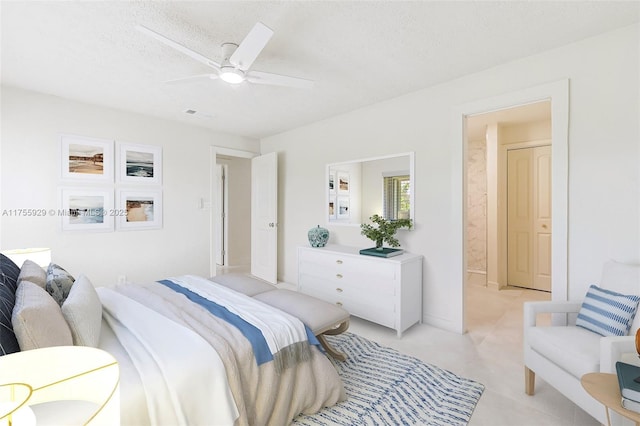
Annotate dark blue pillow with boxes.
[0,253,21,355]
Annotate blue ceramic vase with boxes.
[308,225,329,247]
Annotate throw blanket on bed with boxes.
[159,275,311,373]
[105,280,346,426]
[98,287,239,426]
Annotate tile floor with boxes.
[217,267,601,425]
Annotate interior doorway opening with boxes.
[464,100,553,332]
[210,148,254,277]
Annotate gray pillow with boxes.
[17,259,46,289]
[12,280,73,350]
[46,263,75,306]
[61,275,102,347]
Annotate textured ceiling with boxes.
[2,1,638,139]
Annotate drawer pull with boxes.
[336,274,343,279]
[336,302,343,307]
[336,259,343,264]
[336,288,343,293]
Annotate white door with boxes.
[507,146,551,291]
[251,152,278,283]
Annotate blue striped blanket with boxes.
[158,275,318,372]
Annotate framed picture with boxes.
[328,172,336,194]
[117,142,162,185]
[337,172,349,194]
[116,189,163,230]
[60,134,114,182]
[337,196,350,219]
[60,188,114,232]
[328,194,336,219]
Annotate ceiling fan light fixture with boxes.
[219,67,245,84]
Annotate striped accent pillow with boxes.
[576,285,640,337]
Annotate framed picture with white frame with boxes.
[337,172,349,195]
[329,172,336,194]
[337,196,350,220]
[328,194,337,219]
[116,189,163,231]
[60,187,114,232]
[116,142,162,185]
[60,134,114,182]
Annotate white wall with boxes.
[261,24,639,331]
[0,86,259,286]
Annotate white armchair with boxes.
[524,260,640,424]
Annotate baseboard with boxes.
[487,280,500,290]
[423,313,463,334]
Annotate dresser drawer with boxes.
[299,281,395,328]
[298,253,396,295]
[299,273,394,311]
[299,249,395,281]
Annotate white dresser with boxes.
[297,245,423,337]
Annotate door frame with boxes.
[215,163,228,267]
[209,146,259,277]
[452,79,569,334]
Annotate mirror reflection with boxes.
[327,152,414,225]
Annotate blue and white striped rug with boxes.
[293,332,484,426]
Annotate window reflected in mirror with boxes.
[383,174,410,220]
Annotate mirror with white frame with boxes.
[327,152,414,226]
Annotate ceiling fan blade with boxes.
[229,22,274,71]
[247,70,314,89]
[163,73,218,84]
[136,25,221,71]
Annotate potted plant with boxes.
[360,214,412,250]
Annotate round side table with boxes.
[582,372,640,426]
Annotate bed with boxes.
[0,255,346,426]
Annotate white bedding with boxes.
[98,287,239,426]
[97,278,345,426]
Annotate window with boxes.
[383,175,410,220]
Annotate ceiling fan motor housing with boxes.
[221,43,239,63]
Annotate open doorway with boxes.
[464,101,553,335]
[210,148,253,277]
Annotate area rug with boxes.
[293,332,484,426]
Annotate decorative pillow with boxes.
[576,285,640,337]
[0,253,21,355]
[12,280,73,350]
[46,263,75,306]
[17,259,47,289]
[61,275,102,347]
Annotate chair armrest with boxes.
[523,300,582,327]
[601,336,638,373]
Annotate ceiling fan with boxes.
[136,22,314,89]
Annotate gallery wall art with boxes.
[58,134,163,232]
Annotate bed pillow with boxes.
[576,284,640,337]
[17,259,47,289]
[61,274,102,347]
[12,280,73,350]
[46,263,75,306]
[0,253,21,355]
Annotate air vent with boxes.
[183,109,213,119]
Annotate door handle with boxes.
[268,222,275,228]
